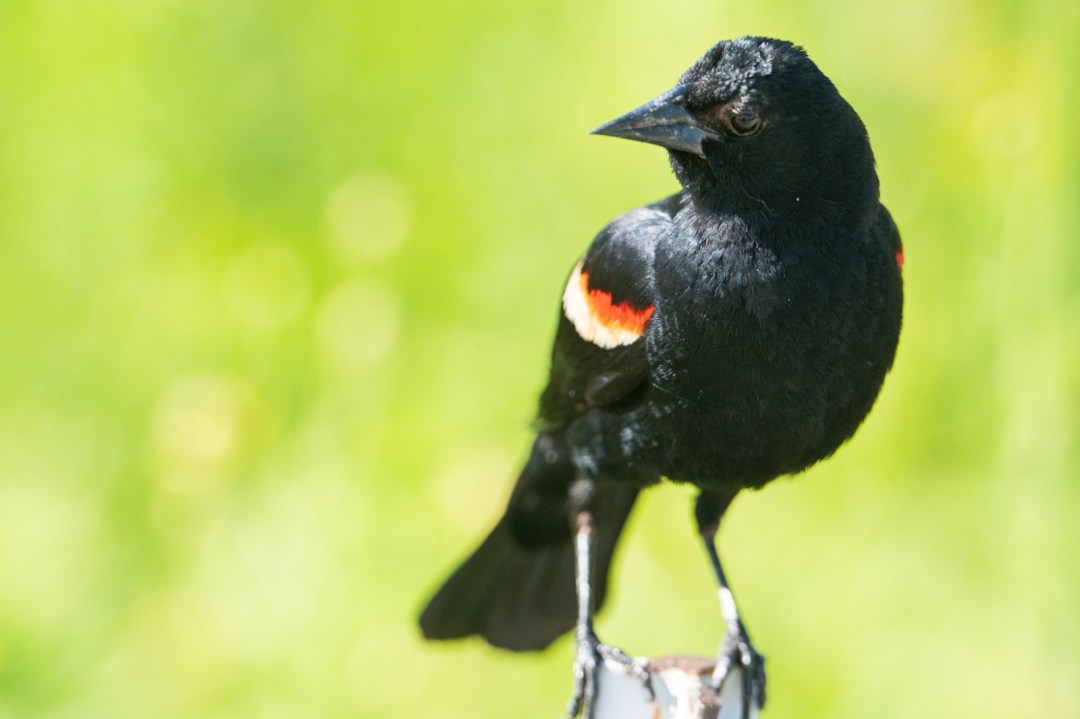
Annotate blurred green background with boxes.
[1,0,1078,717]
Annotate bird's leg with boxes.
[565,478,652,719]
[695,491,767,718]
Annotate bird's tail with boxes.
[418,432,639,651]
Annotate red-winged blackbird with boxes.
[420,36,903,718]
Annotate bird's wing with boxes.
[875,203,904,271]
[537,194,682,429]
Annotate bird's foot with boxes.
[565,631,653,718]
[711,629,766,717]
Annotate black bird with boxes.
[420,36,903,717]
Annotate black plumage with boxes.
[420,36,903,713]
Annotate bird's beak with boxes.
[591,84,718,158]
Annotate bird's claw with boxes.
[566,632,653,718]
[712,630,766,718]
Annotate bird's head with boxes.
[593,37,879,219]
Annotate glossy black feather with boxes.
[421,36,903,652]
[537,196,678,429]
[419,433,638,650]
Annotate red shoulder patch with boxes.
[562,261,654,349]
[579,269,655,335]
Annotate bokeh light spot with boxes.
[433,447,516,532]
[324,172,410,263]
[152,375,252,494]
[314,281,400,371]
[0,483,103,631]
[970,89,1040,160]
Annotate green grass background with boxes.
[1,0,1078,717]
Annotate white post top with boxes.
[593,655,759,719]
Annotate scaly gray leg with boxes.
[565,479,652,718]
[695,491,767,718]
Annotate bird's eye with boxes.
[728,110,761,136]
